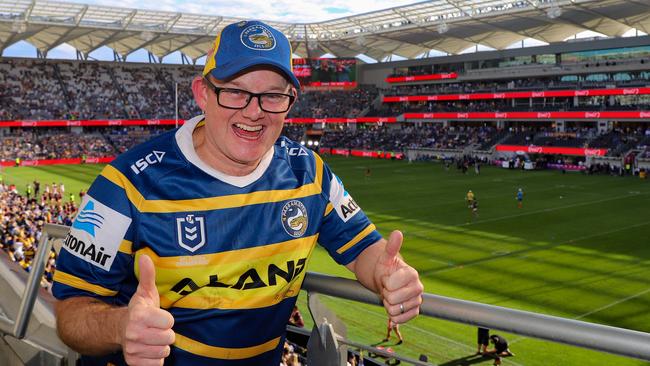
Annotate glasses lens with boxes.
[260,94,292,113]
[217,89,250,109]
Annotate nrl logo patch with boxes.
[176,214,206,252]
[281,200,308,238]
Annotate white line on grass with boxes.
[575,287,650,320]
[432,220,650,274]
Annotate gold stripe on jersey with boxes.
[101,152,324,213]
[174,333,280,360]
[53,270,118,297]
[118,239,133,255]
[136,235,318,310]
[324,202,334,216]
[336,224,377,255]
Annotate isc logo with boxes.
[130,150,165,174]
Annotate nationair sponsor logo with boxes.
[241,24,276,50]
[329,175,361,222]
[64,195,131,271]
[281,200,308,238]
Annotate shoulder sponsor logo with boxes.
[281,200,309,238]
[329,175,361,222]
[64,195,131,271]
[72,201,104,236]
[176,214,206,252]
[130,150,165,174]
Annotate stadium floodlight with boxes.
[547,6,562,19]
[12,21,27,33]
[437,22,449,34]
[140,31,155,42]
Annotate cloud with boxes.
[64,0,417,22]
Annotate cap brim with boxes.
[209,56,301,90]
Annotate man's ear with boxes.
[191,75,208,113]
[288,86,299,111]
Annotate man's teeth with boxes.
[235,124,262,132]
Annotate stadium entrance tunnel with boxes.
[1,224,650,365]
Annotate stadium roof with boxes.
[0,0,649,62]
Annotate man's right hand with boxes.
[121,254,175,365]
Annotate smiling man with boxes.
[52,20,423,366]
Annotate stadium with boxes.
[1,0,650,365]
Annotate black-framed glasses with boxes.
[204,77,295,113]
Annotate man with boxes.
[383,318,404,345]
[476,327,489,354]
[52,20,423,366]
[486,334,515,365]
[466,190,475,208]
[516,188,524,208]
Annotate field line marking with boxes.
[575,287,650,320]
[431,220,650,274]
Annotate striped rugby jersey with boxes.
[52,115,382,365]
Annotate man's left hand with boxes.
[374,230,423,323]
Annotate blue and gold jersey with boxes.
[52,116,382,366]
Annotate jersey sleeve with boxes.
[316,156,382,265]
[52,164,137,305]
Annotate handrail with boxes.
[302,272,650,361]
[7,224,650,364]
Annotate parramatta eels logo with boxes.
[281,200,308,238]
[176,214,206,252]
[241,24,276,50]
[72,201,104,237]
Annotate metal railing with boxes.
[302,272,650,362]
[2,223,650,365]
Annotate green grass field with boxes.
[3,157,650,365]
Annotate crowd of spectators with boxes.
[0,180,78,290]
[0,129,117,161]
[1,123,648,163]
[319,124,499,151]
[287,86,379,119]
[1,58,384,122]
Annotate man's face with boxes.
[193,68,296,175]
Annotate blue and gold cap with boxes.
[202,20,300,89]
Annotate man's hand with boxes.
[120,255,175,365]
[374,230,423,323]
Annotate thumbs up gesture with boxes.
[374,230,423,323]
[120,255,175,365]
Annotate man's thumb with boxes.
[136,254,159,306]
[384,230,403,260]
